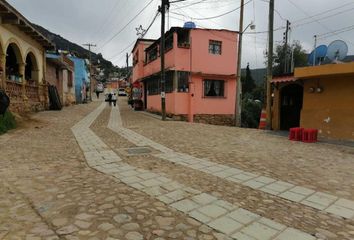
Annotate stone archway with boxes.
[25,51,39,85]
[5,42,23,82]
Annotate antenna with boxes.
[308,45,328,66]
[326,40,348,62]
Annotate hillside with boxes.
[33,24,124,79]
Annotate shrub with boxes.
[0,111,16,134]
[241,94,262,129]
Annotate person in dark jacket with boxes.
[108,92,113,106]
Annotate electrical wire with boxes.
[98,0,156,51]
[292,2,354,24]
[89,0,123,40]
[108,11,160,62]
[172,0,210,10]
[170,0,252,21]
[317,24,354,40]
[292,6,354,29]
[173,0,236,11]
[286,0,354,47]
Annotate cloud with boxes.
[7,0,354,68]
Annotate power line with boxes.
[175,1,237,11]
[292,6,354,29]
[243,25,285,34]
[108,11,160,62]
[89,1,123,39]
[286,0,354,47]
[172,0,209,10]
[108,41,136,62]
[98,0,156,51]
[170,0,252,20]
[292,2,354,24]
[317,24,354,40]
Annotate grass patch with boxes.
[0,111,16,134]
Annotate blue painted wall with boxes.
[69,57,89,103]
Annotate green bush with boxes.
[0,111,16,134]
[241,94,263,129]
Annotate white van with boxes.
[118,88,127,96]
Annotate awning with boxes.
[271,76,298,83]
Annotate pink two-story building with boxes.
[132,27,238,125]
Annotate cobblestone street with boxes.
[1,99,354,240]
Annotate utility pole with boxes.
[313,35,317,66]
[83,43,96,101]
[235,0,244,127]
[283,20,290,74]
[266,0,274,130]
[159,0,169,121]
[126,53,129,79]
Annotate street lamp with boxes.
[235,19,255,127]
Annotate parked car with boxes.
[118,88,127,96]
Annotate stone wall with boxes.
[145,109,234,126]
[194,114,234,126]
[6,82,48,115]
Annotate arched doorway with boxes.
[25,52,39,84]
[5,43,22,81]
[280,84,303,130]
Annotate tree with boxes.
[241,65,263,128]
[273,41,308,76]
[241,95,262,128]
[242,64,256,96]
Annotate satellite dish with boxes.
[326,40,348,61]
[308,45,328,65]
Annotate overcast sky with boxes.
[7,0,354,69]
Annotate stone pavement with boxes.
[107,103,354,220]
[1,99,354,239]
[94,99,354,239]
[0,102,224,239]
[73,102,316,240]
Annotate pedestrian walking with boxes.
[112,93,117,107]
[96,90,100,99]
[108,92,112,106]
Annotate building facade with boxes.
[271,62,354,141]
[46,53,75,106]
[132,27,238,125]
[0,0,54,113]
[69,57,89,104]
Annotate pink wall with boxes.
[191,76,236,115]
[133,28,238,118]
[132,28,238,80]
[145,77,236,116]
[147,93,175,114]
[132,41,153,83]
[190,29,237,75]
[143,49,175,77]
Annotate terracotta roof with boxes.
[271,75,298,83]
